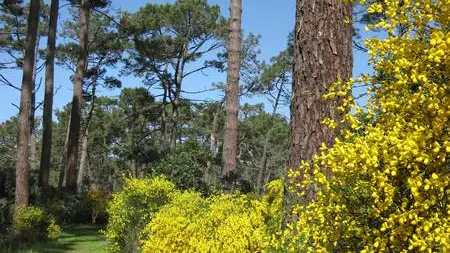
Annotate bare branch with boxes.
[11,103,19,110]
[0,74,21,91]
[353,40,368,52]
[92,8,124,29]
[34,76,43,93]
[182,65,210,78]
[181,87,218,94]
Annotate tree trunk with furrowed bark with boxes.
[15,0,40,207]
[66,0,90,194]
[289,0,353,188]
[221,0,242,191]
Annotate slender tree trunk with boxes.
[77,81,96,192]
[205,104,220,184]
[77,130,88,192]
[171,52,185,148]
[130,159,137,178]
[161,81,170,149]
[289,0,353,195]
[87,158,96,190]
[15,0,40,207]
[29,125,37,171]
[221,0,242,191]
[66,0,89,194]
[210,111,219,156]
[29,35,40,174]
[257,80,284,195]
[40,0,59,192]
[58,113,71,191]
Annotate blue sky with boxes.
[0,0,370,123]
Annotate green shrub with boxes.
[13,206,61,242]
[47,219,62,240]
[62,193,92,223]
[105,176,178,253]
[38,191,109,224]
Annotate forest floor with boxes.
[14,224,106,253]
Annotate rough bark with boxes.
[15,0,40,207]
[66,0,89,194]
[40,0,60,192]
[289,0,353,172]
[221,0,242,191]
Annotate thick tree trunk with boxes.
[289,0,352,172]
[40,0,59,192]
[221,0,242,191]
[66,0,89,194]
[15,0,40,207]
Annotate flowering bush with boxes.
[285,0,450,252]
[105,176,285,253]
[13,206,61,242]
[88,189,110,224]
[142,192,273,253]
[104,176,178,253]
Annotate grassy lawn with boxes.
[14,224,106,253]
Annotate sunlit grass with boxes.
[14,224,106,253]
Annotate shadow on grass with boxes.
[14,224,106,253]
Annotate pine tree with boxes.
[66,0,90,193]
[221,0,242,191]
[39,0,59,193]
[15,0,40,207]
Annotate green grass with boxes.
[14,224,107,253]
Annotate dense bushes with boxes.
[143,193,269,253]
[37,190,110,225]
[105,177,285,253]
[105,176,178,253]
[13,206,61,242]
[0,197,13,230]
